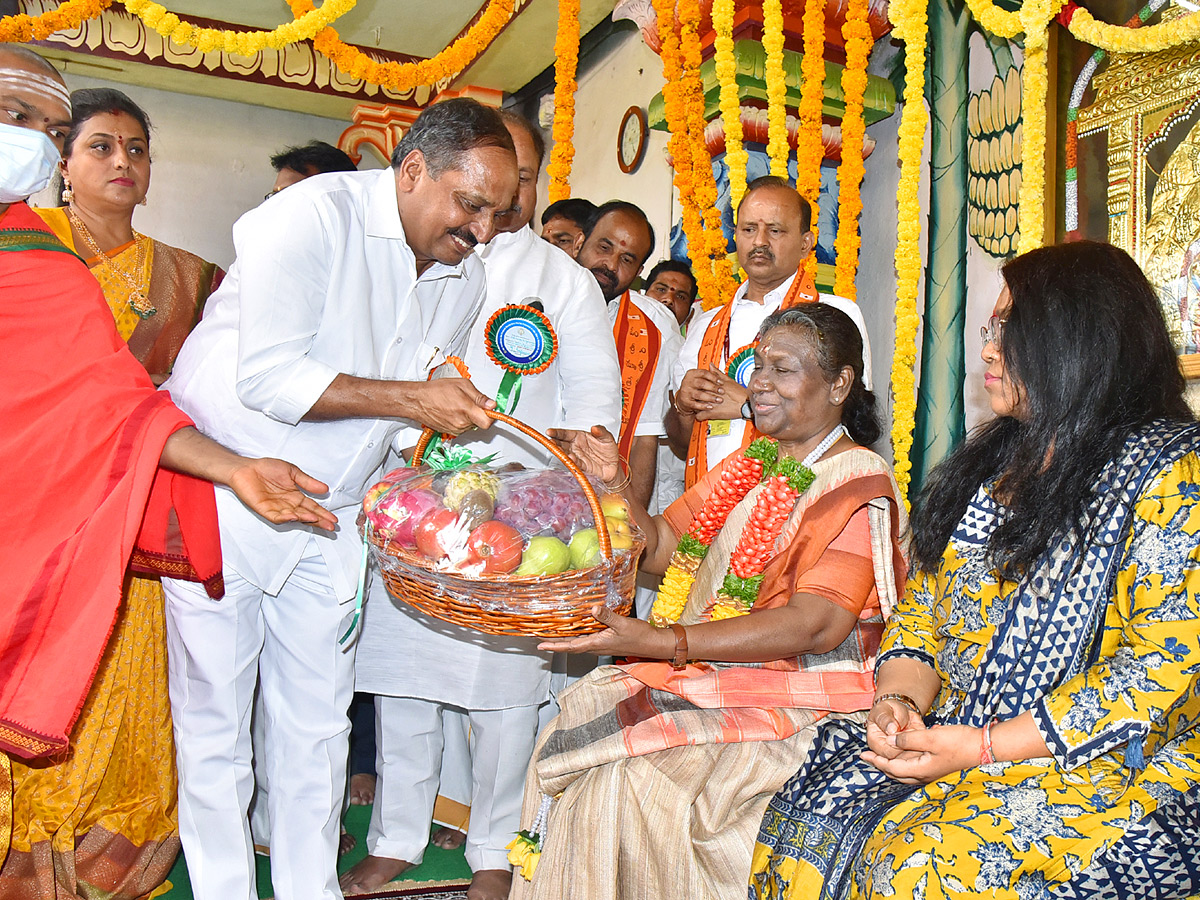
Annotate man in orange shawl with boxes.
[578,200,683,511]
[665,176,874,491]
[0,43,333,869]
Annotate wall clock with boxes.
[617,105,648,174]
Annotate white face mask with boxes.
[0,121,61,204]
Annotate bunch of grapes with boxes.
[493,471,595,541]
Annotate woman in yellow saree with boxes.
[8,87,221,900]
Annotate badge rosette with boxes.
[484,303,558,415]
[726,342,757,387]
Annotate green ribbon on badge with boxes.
[726,343,757,387]
[484,303,557,415]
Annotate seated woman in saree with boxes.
[751,241,1200,900]
[508,303,908,900]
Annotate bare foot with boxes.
[431,826,467,850]
[467,868,512,900]
[349,773,377,806]
[338,854,413,895]
[339,829,357,856]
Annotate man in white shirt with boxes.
[665,176,872,489]
[343,112,621,900]
[159,99,518,900]
[577,201,684,511]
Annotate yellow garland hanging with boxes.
[763,0,788,178]
[0,0,111,42]
[795,0,826,208]
[961,0,1022,39]
[833,0,871,300]
[713,0,748,215]
[546,0,580,203]
[886,0,928,507]
[1014,0,1057,253]
[1066,5,1200,51]
[289,0,514,91]
[123,0,354,55]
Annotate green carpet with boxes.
[158,805,471,899]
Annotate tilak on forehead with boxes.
[0,70,71,110]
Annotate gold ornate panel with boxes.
[1077,36,1200,377]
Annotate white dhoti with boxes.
[163,541,357,900]
[355,577,553,872]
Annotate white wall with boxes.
[32,73,377,269]
[534,27,675,265]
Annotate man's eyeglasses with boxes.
[980,314,1005,348]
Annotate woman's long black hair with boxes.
[910,241,1193,577]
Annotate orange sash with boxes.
[684,266,817,489]
[612,291,662,461]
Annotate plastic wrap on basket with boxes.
[359,440,645,638]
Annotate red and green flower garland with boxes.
[650,438,815,626]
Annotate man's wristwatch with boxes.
[740,400,753,420]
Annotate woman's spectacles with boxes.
[980,315,1005,348]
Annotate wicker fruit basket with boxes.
[363,409,644,638]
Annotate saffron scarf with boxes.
[612,290,662,460]
[684,265,817,489]
[0,202,221,759]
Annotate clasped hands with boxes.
[862,699,985,785]
[674,365,748,422]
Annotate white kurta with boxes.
[355,224,623,709]
[164,168,485,600]
[670,274,873,473]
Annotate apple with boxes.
[413,508,467,561]
[568,528,602,569]
[514,536,571,576]
[464,521,524,575]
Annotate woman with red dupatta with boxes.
[0,45,334,900]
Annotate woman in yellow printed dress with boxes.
[751,241,1200,899]
[4,88,219,900]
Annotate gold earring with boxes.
[61,179,73,203]
[138,194,148,206]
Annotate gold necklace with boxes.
[66,206,157,319]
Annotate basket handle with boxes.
[411,409,613,561]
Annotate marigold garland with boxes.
[652,0,735,308]
[1063,3,1200,51]
[712,0,748,214]
[0,0,112,42]
[288,0,514,91]
[546,0,580,203]
[763,0,789,178]
[886,0,928,507]
[795,0,826,208]
[833,0,871,299]
[1015,0,1059,253]
[650,439,813,625]
[123,0,354,55]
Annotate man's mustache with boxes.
[591,266,617,286]
[748,247,775,262]
[450,227,478,248]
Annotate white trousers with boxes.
[163,542,357,900]
[370,697,540,872]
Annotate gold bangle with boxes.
[874,692,923,715]
[668,623,689,669]
[603,455,632,493]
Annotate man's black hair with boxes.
[390,98,515,177]
[644,259,698,299]
[271,140,357,176]
[541,197,597,228]
[582,200,656,266]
